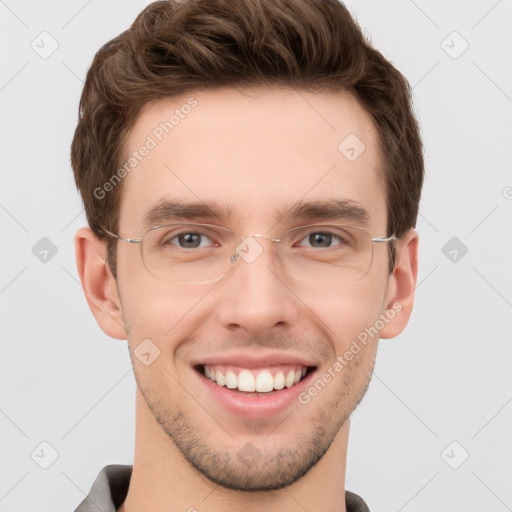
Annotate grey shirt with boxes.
[74,464,371,512]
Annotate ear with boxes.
[379,228,419,339]
[74,226,127,340]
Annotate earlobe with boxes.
[379,229,419,339]
[74,226,127,340]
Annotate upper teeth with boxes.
[204,365,308,393]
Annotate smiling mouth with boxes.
[194,364,316,395]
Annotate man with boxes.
[71,0,423,510]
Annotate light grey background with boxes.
[1,0,511,510]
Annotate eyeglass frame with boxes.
[99,222,398,284]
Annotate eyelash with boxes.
[165,230,347,249]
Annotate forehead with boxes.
[118,86,387,234]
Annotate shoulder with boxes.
[346,489,372,512]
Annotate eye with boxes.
[164,230,216,249]
[294,227,354,250]
[301,232,337,248]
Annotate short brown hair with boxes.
[70,0,424,278]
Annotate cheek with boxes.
[303,277,386,353]
[117,248,180,335]
[119,271,214,358]
[120,286,200,394]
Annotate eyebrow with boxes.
[142,197,369,228]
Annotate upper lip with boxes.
[191,352,318,369]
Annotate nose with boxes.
[214,235,300,335]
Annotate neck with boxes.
[119,390,349,512]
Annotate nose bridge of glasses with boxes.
[231,233,284,267]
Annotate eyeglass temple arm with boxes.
[372,234,397,243]
[101,227,142,244]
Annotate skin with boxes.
[75,86,418,512]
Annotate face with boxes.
[106,86,399,490]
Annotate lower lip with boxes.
[194,367,316,419]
